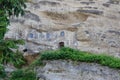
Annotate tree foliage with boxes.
[0,40,26,68]
[0,0,26,39]
[0,0,26,66]
[0,64,6,78]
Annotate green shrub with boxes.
[40,47,120,69]
[30,56,44,68]
[10,69,37,80]
[0,50,26,68]
[0,64,6,78]
[12,50,26,68]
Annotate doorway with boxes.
[59,42,64,48]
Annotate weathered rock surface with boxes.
[4,64,16,73]
[36,60,120,80]
[5,0,120,57]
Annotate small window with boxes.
[46,33,50,39]
[74,42,78,46]
[60,31,65,36]
[39,33,44,38]
[29,33,34,38]
[39,33,42,38]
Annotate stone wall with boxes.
[5,0,120,56]
[36,60,120,80]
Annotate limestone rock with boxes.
[36,60,120,80]
[5,0,120,57]
[4,64,16,73]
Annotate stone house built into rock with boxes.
[25,29,78,52]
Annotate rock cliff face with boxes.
[5,0,120,56]
[36,60,120,80]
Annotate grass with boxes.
[40,47,120,69]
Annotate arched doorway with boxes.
[59,42,64,48]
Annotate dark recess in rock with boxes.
[77,10,103,15]
[85,31,89,34]
[84,7,98,9]
[108,41,118,48]
[33,3,40,8]
[24,11,40,22]
[37,74,46,80]
[107,0,119,4]
[103,3,110,7]
[108,30,120,35]
[23,48,28,52]
[80,2,95,5]
[93,7,98,9]
[39,1,60,6]
[10,18,25,24]
[84,6,92,8]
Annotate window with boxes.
[29,33,34,38]
[60,31,65,37]
[46,33,50,39]
[74,42,78,46]
[39,33,42,38]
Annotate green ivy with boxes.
[40,47,120,69]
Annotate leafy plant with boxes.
[30,56,44,68]
[0,0,26,67]
[0,39,26,68]
[0,0,26,39]
[10,69,37,80]
[40,47,120,69]
[0,64,6,78]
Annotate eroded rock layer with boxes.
[5,0,120,56]
[36,60,120,80]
